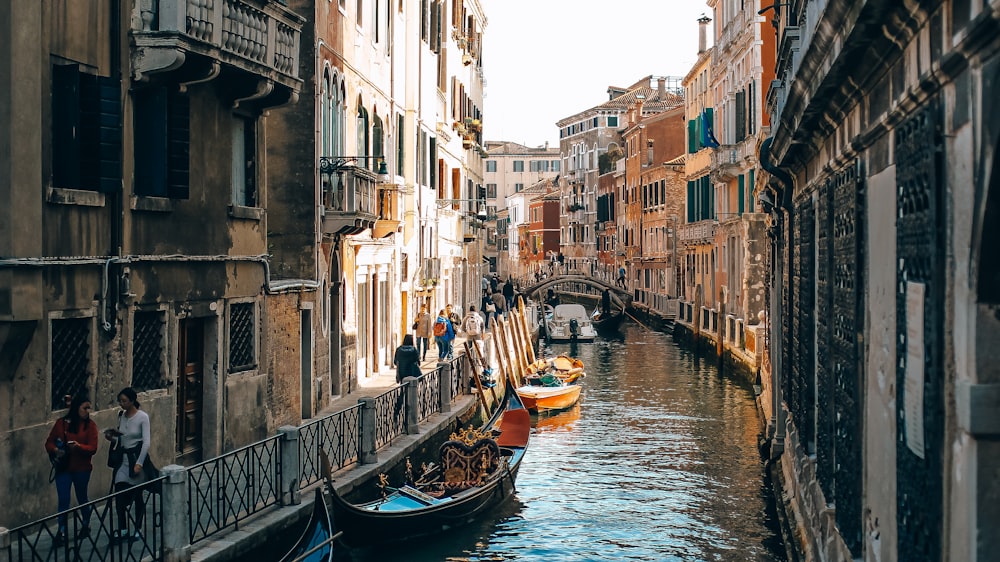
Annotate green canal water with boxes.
[330,323,785,561]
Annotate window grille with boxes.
[132,311,165,391]
[51,318,90,410]
[229,302,256,372]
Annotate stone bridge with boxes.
[522,274,633,309]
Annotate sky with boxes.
[480,0,712,149]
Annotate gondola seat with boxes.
[438,438,501,492]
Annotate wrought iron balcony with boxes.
[132,0,303,108]
[320,157,379,236]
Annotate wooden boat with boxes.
[515,382,582,413]
[279,488,339,562]
[545,304,597,342]
[326,384,530,546]
[591,306,626,335]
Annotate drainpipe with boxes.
[758,137,794,460]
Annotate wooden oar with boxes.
[518,298,538,365]
[464,341,490,415]
[624,309,652,331]
[469,339,498,406]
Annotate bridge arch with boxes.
[522,274,632,309]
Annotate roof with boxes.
[556,76,684,125]
[484,141,558,156]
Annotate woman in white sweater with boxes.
[104,387,150,541]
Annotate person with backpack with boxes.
[413,305,433,361]
[446,304,462,335]
[433,309,455,361]
[393,334,422,383]
[462,305,485,342]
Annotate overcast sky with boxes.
[480,1,712,149]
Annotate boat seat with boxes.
[438,438,501,486]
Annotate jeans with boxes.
[417,337,429,359]
[436,337,452,360]
[114,482,145,530]
[54,470,92,530]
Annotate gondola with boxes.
[279,488,340,562]
[326,383,530,546]
[591,306,626,335]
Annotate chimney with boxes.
[658,77,666,100]
[698,14,711,54]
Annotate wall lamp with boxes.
[436,198,488,219]
[758,2,791,15]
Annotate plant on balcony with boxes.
[568,203,585,212]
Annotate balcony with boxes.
[132,0,303,109]
[372,184,402,238]
[320,158,378,236]
[678,220,716,244]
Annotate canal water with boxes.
[337,324,785,561]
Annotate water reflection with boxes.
[336,325,785,562]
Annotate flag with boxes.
[702,108,720,148]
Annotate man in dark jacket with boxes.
[502,277,515,310]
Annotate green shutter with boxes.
[738,174,745,215]
[749,169,756,212]
[687,181,695,222]
[687,120,696,153]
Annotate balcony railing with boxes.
[133,0,303,104]
[678,220,716,244]
[372,184,402,238]
[320,158,378,236]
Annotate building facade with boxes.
[756,1,1000,561]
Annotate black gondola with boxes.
[279,488,340,562]
[591,306,626,335]
[326,384,530,546]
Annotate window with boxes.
[396,114,405,176]
[134,86,189,198]
[357,0,363,25]
[607,115,618,127]
[485,160,497,172]
[132,311,166,391]
[514,183,523,192]
[50,317,91,411]
[513,160,524,172]
[357,103,370,159]
[486,183,497,198]
[551,160,560,171]
[231,115,257,207]
[51,64,122,192]
[228,302,257,372]
[372,113,384,169]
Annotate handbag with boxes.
[106,412,124,468]
[486,303,496,313]
[48,421,70,482]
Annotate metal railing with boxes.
[4,351,474,562]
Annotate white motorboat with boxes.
[544,303,597,342]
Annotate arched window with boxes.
[372,112,384,171]
[320,68,331,156]
[333,79,344,157]
[356,95,369,159]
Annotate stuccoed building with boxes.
[0,0,304,524]
[756,1,1000,561]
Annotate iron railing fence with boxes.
[417,369,441,422]
[298,404,362,489]
[186,435,281,545]
[373,386,407,450]
[1,479,164,562]
[446,355,466,399]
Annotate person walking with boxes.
[393,334,422,383]
[491,290,507,319]
[502,278,515,312]
[413,305,433,361]
[45,393,98,543]
[462,305,485,343]
[446,304,463,336]
[105,387,151,542]
[432,309,456,360]
[617,266,627,289]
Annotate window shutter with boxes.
[735,90,746,141]
[749,169,755,212]
[167,92,190,199]
[687,181,695,222]
[738,174,745,215]
[52,65,81,188]
[134,87,169,197]
[687,120,696,153]
[81,74,122,193]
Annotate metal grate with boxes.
[132,311,165,391]
[51,317,91,410]
[228,302,256,372]
[792,199,815,450]
[815,179,835,501]
[832,161,864,556]
[895,101,944,561]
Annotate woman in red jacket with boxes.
[44,393,98,543]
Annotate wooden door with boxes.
[177,318,204,463]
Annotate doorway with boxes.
[177,318,204,464]
[301,309,313,419]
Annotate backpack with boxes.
[433,320,447,337]
[464,315,481,336]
